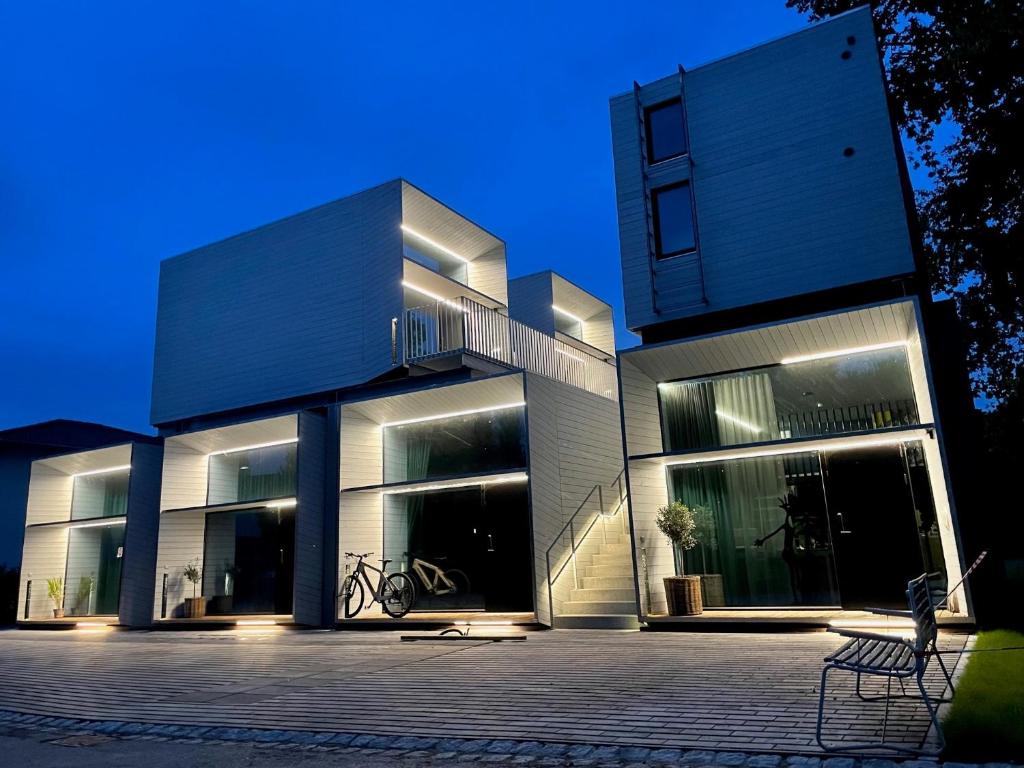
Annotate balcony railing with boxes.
[403,297,618,400]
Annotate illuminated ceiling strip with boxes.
[266,498,297,509]
[67,518,127,529]
[400,224,469,263]
[715,409,763,434]
[382,401,525,428]
[381,472,529,495]
[662,432,927,467]
[551,304,584,324]
[208,438,298,457]
[236,619,278,626]
[73,465,132,478]
[401,280,470,313]
[780,341,907,366]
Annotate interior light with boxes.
[382,402,525,428]
[663,432,927,467]
[715,409,763,434]
[381,473,529,495]
[780,341,907,365]
[552,304,584,324]
[208,438,298,457]
[73,465,132,478]
[400,224,469,263]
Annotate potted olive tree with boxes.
[183,559,206,619]
[656,501,703,615]
[46,576,65,619]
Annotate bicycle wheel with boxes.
[444,568,471,595]
[340,575,364,618]
[381,572,416,618]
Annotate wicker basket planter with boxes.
[184,597,207,619]
[664,575,703,616]
[699,573,725,607]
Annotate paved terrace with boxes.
[0,628,967,755]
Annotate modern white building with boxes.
[146,180,632,628]
[609,8,972,625]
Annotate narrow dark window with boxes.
[644,98,686,164]
[652,181,696,258]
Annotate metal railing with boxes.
[544,469,629,621]
[402,296,618,401]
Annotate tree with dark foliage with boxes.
[787,0,1023,405]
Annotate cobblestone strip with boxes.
[0,709,1002,768]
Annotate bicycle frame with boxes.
[411,558,456,595]
[349,557,399,603]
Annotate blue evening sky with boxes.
[0,2,814,434]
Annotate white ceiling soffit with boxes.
[37,443,134,475]
[623,300,918,382]
[400,182,504,262]
[402,259,505,310]
[550,272,611,321]
[344,373,525,425]
[166,414,298,455]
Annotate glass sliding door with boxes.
[659,346,920,452]
[64,523,125,616]
[382,483,532,613]
[202,507,295,615]
[668,453,840,607]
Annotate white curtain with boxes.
[712,372,780,445]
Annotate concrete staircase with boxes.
[552,517,639,630]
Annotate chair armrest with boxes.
[827,627,892,642]
[864,607,914,618]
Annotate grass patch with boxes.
[943,629,1024,762]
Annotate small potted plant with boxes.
[656,501,702,615]
[183,559,206,619]
[46,577,65,619]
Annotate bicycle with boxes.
[339,552,416,618]
[407,554,471,597]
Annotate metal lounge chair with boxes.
[815,573,957,755]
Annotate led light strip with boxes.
[381,473,529,495]
[266,498,297,509]
[73,465,132,478]
[208,438,298,457]
[382,401,525,428]
[400,224,469,263]
[401,280,470,313]
[552,304,584,324]
[780,341,907,366]
[66,518,127,529]
[236,619,278,627]
[662,431,928,467]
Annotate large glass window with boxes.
[207,442,297,505]
[644,98,686,163]
[202,507,295,616]
[404,243,468,286]
[663,440,943,610]
[383,407,527,485]
[71,469,130,520]
[652,182,696,258]
[553,310,583,341]
[382,482,532,613]
[668,453,840,608]
[659,346,920,452]
[64,523,125,616]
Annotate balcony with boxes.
[403,297,617,400]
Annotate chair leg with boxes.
[816,664,835,751]
[915,672,945,755]
[933,644,957,699]
[881,674,893,743]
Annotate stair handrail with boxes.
[544,468,628,623]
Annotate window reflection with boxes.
[64,524,125,616]
[208,443,297,505]
[71,470,130,520]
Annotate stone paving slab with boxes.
[0,628,968,756]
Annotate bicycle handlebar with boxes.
[344,551,372,559]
